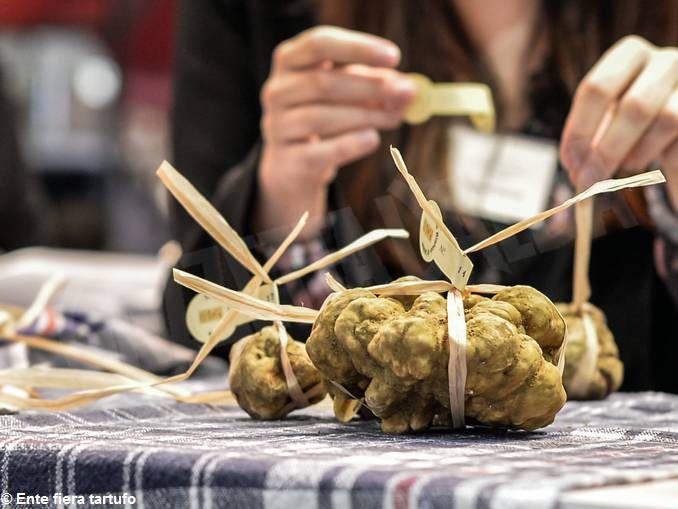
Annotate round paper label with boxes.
[185,283,280,343]
[185,294,235,344]
[404,73,433,124]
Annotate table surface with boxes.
[2,386,678,509]
[1,248,677,508]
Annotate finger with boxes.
[273,26,400,72]
[561,36,652,172]
[624,87,678,170]
[263,104,401,143]
[261,67,416,111]
[660,140,678,209]
[661,138,678,169]
[576,49,678,187]
[282,129,380,184]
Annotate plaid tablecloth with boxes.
[2,388,678,509]
[1,308,677,508]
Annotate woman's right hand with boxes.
[255,26,416,241]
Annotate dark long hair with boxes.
[318,0,678,274]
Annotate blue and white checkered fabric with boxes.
[1,388,678,509]
[2,310,678,508]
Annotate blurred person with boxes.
[166,0,678,392]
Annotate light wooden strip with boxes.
[0,383,143,411]
[150,212,310,386]
[275,228,409,285]
[389,147,463,252]
[0,367,172,398]
[572,200,593,311]
[366,280,454,295]
[16,273,66,330]
[568,308,600,397]
[276,321,310,408]
[324,273,347,292]
[447,289,467,428]
[173,269,317,323]
[464,170,665,254]
[465,284,509,294]
[157,160,271,282]
[2,333,184,396]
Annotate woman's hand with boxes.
[560,36,678,204]
[255,26,416,240]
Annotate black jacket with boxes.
[165,0,678,392]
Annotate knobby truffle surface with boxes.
[229,325,326,419]
[558,303,624,400]
[306,281,567,433]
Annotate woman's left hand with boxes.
[560,35,678,204]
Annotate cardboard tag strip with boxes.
[366,279,455,296]
[405,73,495,133]
[182,211,311,382]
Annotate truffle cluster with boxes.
[306,282,567,433]
[557,303,624,400]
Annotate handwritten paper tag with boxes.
[185,283,280,343]
[419,199,473,290]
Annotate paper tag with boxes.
[448,125,558,225]
[405,73,495,133]
[419,199,473,289]
[185,283,280,343]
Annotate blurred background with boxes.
[0,0,176,254]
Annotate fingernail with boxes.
[393,78,417,98]
[379,44,400,64]
[358,129,379,147]
[384,80,416,111]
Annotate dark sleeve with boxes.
[165,0,325,350]
[645,185,678,308]
[164,0,263,349]
[170,0,261,249]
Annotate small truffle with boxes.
[229,325,326,419]
[557,303,624,400]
